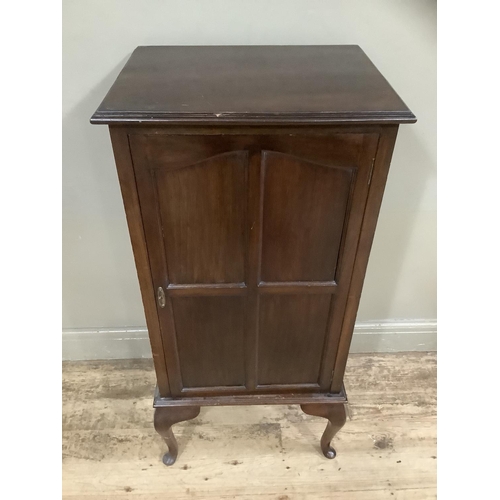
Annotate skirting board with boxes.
[62,320,437,361]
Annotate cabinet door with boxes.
[129,132,378,396]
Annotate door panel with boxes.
[172,296,246,388]
[258,294,332,385]
[260,151,354,283]
[156,151,247,284]
[130,132,379,395]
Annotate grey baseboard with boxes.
[62,328,153,361]
[348,320,437,353]
[62,320,436,361]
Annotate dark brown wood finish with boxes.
[258,294,332,385]
[108,128,170,396]
[94,46,415,463]
[154,151,247,284]
[128,131,377,396]
[330,126,400,392]
[153,385,347,407]
[91,45,415,125]
[153,405,200,466]
[172,296,246,388]
[301,403,347,459]
[260,151,354,283]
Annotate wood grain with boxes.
[330,127,399,392]
[172,296,246,388]
[260,151,354,282]
[125,130,380,395]
[63,352,436,499]
[258,294,332,385]
[155,152,248,284]
[108,127,170,396]
[90,46,416,125]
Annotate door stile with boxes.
[244,150,263,390]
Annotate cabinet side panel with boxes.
[108,126,170,396]
[315,133,380,389]
[330,126,399,392]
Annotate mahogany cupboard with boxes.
[91,45,416,465]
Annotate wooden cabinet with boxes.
[91,45,416,465]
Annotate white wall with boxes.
[63,1,436,342]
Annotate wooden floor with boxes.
[62,353,436,499]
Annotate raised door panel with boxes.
[258,294,332,385]
[260,151,354,283]
[172,296,246,388]
[156,152,247,284]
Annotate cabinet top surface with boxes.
[90,45,416,126]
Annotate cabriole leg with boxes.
[300,403,347,459]
[153,406,200,466]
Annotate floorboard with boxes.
[62,352,436,499]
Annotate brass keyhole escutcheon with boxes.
[157,287,166,308]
